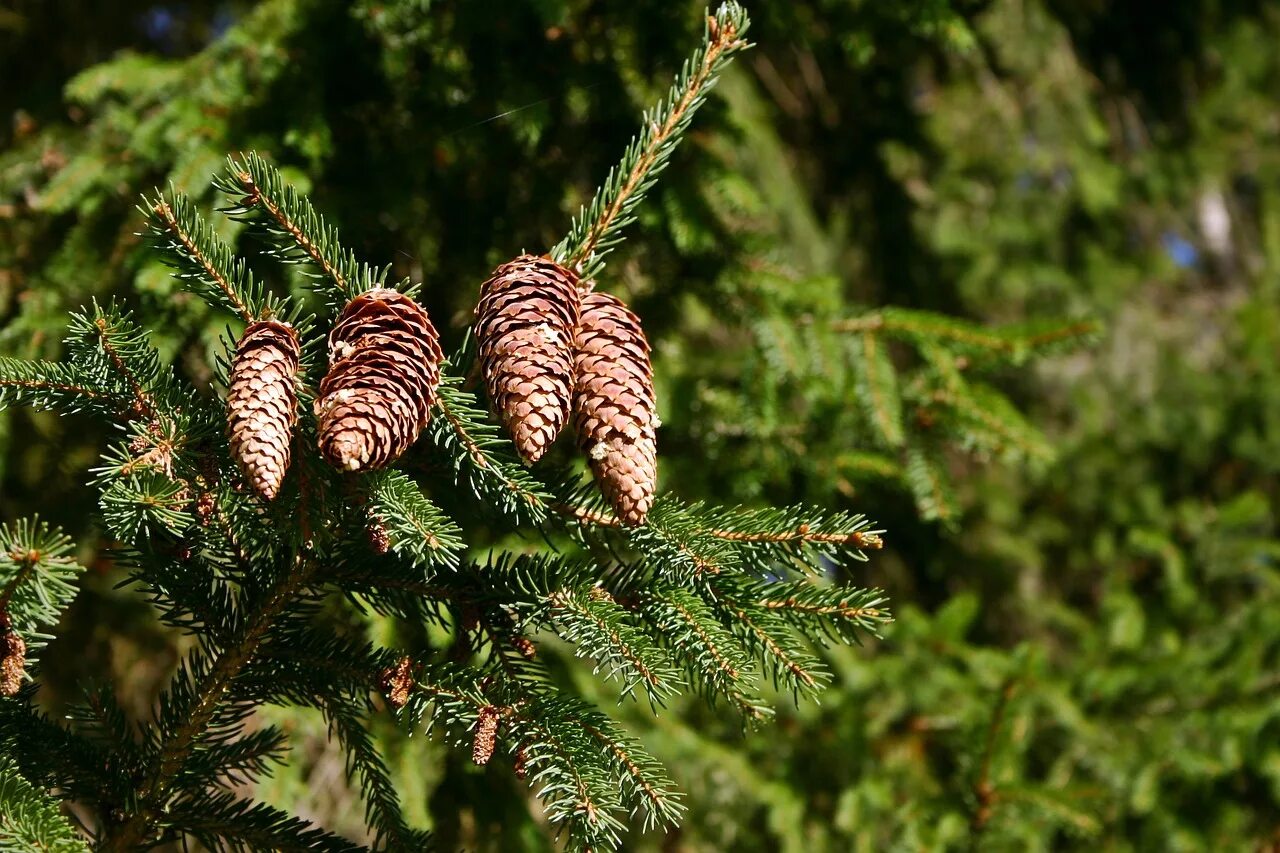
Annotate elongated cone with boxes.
[227,320,301,500]
[472,705,500,765]
[317,288,443,471]
[572,292,658,526]
[475,255,581,463]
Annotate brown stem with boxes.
[757,598,884,621]
[0,378,111,404]
[710,526,883,549]
[436,395,543,509]
[723,602,816,689]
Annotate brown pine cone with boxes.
[475,255,581,463]
[472,705,500,766]
[317,288,443,472]
[378,656,415,711]
[572,292,658,526]
[227,320,301,500]
[0,615,25,697]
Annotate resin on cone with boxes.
[475,255,581,463]
[226,320,301,500]
[572,292,658,525]
[316,288,443,472]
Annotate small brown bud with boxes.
[368,521,391,555]
[195,492,216,525]
[472,705,500,766]
[510,635,537,661]
[0,616,26,696]
[378,656,414,710]
[513,744,529,780]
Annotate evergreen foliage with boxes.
[0,6,914,848]
[5,0,1280,848]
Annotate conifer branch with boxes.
[0,359,117,416]
[852,329,905,448]
[145,191,267,323]
[546,588,680,704]
[103,555,318,852]
[0,520,85,660]
[218,153,383,306]
[552,3,752,282]
[92,317,155,419]
[0,755,90,852]
[427,378,553,523]
[834,309,1098,362]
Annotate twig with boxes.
[94,318,155,419]
[103,555,319,851]
[151,200,255,323]
[235,169,349,294]
[555,7,750,284]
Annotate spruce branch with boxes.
[103,554,319,852]
[218,152,384,307]
[163,791,363,852]
[708,585,829,698]
[834,309,1098,364]
[551,2,752,282]
[545,587,681,705]
[638,587,766,715]
[0,519,85,663]
[851,329,906,448]
[0,358,118,418]
[426,376,554,524]
[0,755,90,853]
[145,190,271,323]
[65,302,171,422]
[362,470,464,570]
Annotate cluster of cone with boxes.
[477,255,658,526]
[225,289,443,499]
[224,255,656,526]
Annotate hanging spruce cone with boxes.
[475,255,581,463]
[226,320,301,501]
[0,615,25,697]
[378,656,415,711]
[472,705,500,765]
[572,292,658,526]
[317,288,443,472]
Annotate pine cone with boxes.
[378,656,415,711]
[475,255,581,463]
[572,292,658,526]
[317,289,443,472]
[472,705,500,766]
[227,320,301,500]
[0,616,25,697]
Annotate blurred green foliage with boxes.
[3,0,1280,848]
